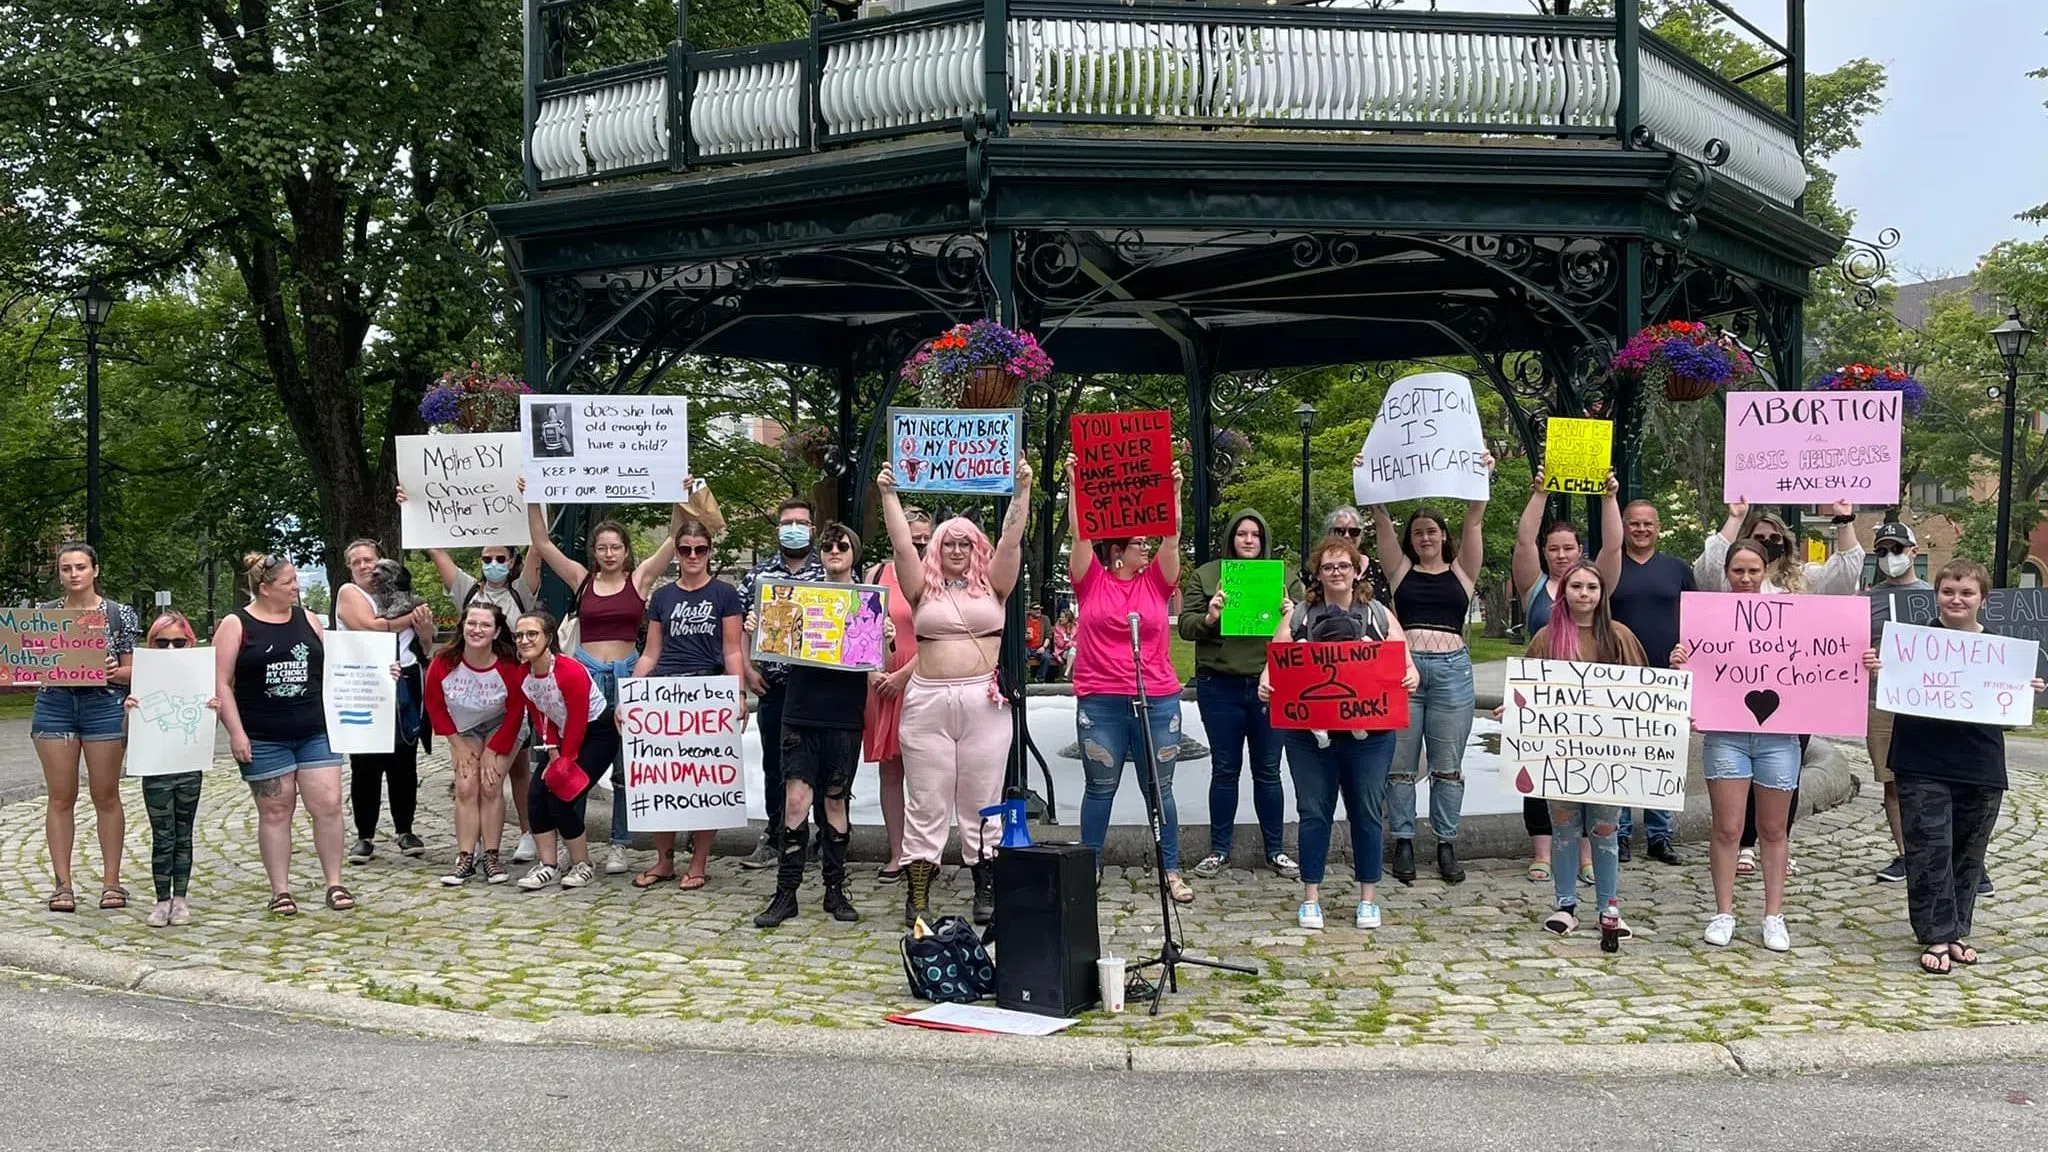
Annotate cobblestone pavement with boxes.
[2,746,2046,1049]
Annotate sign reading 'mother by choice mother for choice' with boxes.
[1724,390,1902,505]
[1679,592,1869,737]
[398,432,527,549]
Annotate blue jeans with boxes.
[1549,801,1620,911]
[575,649,637,845]
[30,686,128,742]
[1386,648,1474,842]
[1193,672,1284,860]
[1077,693,1183,873]
[1617,806,1674,844]
[1281,730,1394,887]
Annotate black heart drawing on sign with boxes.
[1743,690,1781,725]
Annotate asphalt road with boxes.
[2,973,2046,1151]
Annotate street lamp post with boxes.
[1294,401,1317,571]
[70,277,116,554]
[1991,307,2035,588]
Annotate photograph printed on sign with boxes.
[888,407,1022,496]
[751,579,890,672]
[1679,591,1868,737]
[521,394,688,504]
[617,675,750,832]
[1500,657,1692,811]
[1723,391,1902,505]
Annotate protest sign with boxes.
[522,394,688,504]
[617,675,750,831]
[1352,371,1490,505]
[1265,641,1410,731]
[398,432,528,549]
[1219,560,1287,637]
[1542,417,1612,496]
[1070,410,1175,538]
[1723,390,1902,505]
[1501,658,1691,810]
[1876,622,2038,726]
[1679,591,1868,736]
[752,579,890,672]
[322,631,397,754]
[126,647,219,777]
[0,607,107,687]
[890,407,1022,496]
[1889,588,2048,707]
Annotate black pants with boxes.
[1739,785,1800,849]
[754,683,824,835]
[1523,797,1550,837]
[1899,776,2003,945]
[143,772,202,901]
[350,743,420,840]
[529,723,621,842]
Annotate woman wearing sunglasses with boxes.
[123,611,209,926]
[629,519,746,893]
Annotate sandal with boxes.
[1544,909,1579,935]
[47,885,75,914]
[1166,873,1195,904]
[1526,861,1552,883]
[1949,941,1980,966]
[1577,865,1594,886]
[677,873,707,891]
[324,885,357,911]
[98,887,130,910]
[267,892,298,917]
[1919,944,1952,976]
[631,867,676,890]
[1736,847,1758,876]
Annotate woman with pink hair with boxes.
[876,458,1035,927]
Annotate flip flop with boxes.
[1526,861,1552,883]
[1949,941,1980,966]
[677,873,707,891]
[632,868,676,889]
[1919,944,1952,976]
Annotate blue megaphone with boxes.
[979,798,1033,849]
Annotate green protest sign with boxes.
[1219,560,1287,637]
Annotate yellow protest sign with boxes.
[1543,417,1612,495]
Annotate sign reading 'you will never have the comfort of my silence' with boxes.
[1502,658,1692,810]
[889,407,1021,496]
[1070,410,1175,538]
[1352,372,1491,505]
[1679,591,1869,737]
[617,675,750,832]
[522,394,688,504]
[1723,390,1902,506]
[397,432,528,549]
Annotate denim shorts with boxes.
[30,687,128,743]
[242,733,343,782]
[1702,732,1802,791]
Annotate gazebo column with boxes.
[987,228,1035,798]
[1614,239,1648,505]
[522,273,587,616]
[1184,341,1216,567]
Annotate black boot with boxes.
[1392,838,1417,885]
[754,823,807,928]
[970,859,996,926]
[1437,840,1465,884]
[904,859,938,928]
[820,826,859,922]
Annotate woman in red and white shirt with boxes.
[510,610,617,891]
[424,603,528,887]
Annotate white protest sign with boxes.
[1352,371,1491,505]
[322,631,397,754]
[125,647,219,777]
[1501,657,1692,811]
[617,675,750,832]
[398,432,529,549]
[522,394,688,504]
[1877,622,2039,726]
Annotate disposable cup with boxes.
[1097,955,1126,1013]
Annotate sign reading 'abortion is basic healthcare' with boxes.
[1724,391,1902,505]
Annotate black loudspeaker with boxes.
[994,843,1100,1017]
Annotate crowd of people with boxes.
[14,446,2036,976]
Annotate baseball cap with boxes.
[1873,522,1916,548]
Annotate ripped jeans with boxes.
[1549,801,1621,912]
[1386,648,1474,842]
[1077,693,1183,873]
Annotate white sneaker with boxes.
[516,864,559,891]
[1191,852,1228,879]
[1703,913,1737,947]
[1297,901,1325,930]
[146,901,173,928]
[603,845,629,875]
[561,860,597,888]
[1761,914,1792,953]
[1355,901,1382,929]
[512,833,537,863]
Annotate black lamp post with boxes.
[70,277,116,554]
[1293,401,1317,569]
[1991,307,2035,587]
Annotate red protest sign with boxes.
[1266,641,1409,731]
[1070,409,1176,538]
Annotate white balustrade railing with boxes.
[1639,48,1806,205]
[1008,18,1618,131]
[820,20,985,137]
[692,55,805,157]
[531,69,669,182]
[533,91,591,182]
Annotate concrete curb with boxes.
[0,927,2026,1078]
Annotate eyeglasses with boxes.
[678,545,711,557]
[512,630,546,641]
[821,540,853,553]
[1319,563,1355,574]
[940,539,973,550]
[1332,526,1363,538]
[150,639,192,649]
[780,517,813,528]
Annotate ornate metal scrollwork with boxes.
[542,0,603,81]
[1828,227,1901,310]
[1020,231,1082,295]
[934,233,988,295]
[542,278,588,341]
[1554,238,1619,308]
[1290,234,1362,269]
[1112,228,1161,266]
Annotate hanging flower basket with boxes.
[1812,363,1925,414]
[783,424,836,470]
[1611,321,1756,402]
[420,364,531,432]
[900,320,1053,408]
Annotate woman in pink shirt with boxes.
[1065,453,1194,902]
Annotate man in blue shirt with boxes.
[1606,500,1694,864]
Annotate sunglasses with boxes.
[678,544,711,557]
[1875,543,1907,556]
[821,539,854,553]
[150,638,193,649]
[1753,533,1785,545]
[1332,526,1363,538]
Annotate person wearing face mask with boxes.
[862,506,931,883]
[1863,520,1932,884]
[738,499,828,869]
[1607,499,1696,865]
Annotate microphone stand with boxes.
[1124,611,1256,1014]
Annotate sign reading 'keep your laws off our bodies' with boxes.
[522,394,688,504]
[1352,372,1491,505]
[1724,390,1902,506]
[1502,658,1692,811]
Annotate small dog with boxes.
[368,559,425,620]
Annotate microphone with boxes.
[1127,611,1143,647]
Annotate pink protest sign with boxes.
[1678,592,1869,737]
[1723,391,1902,505]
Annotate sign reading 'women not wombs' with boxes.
[1876,622,2039,726]
[1502,658,1692,811]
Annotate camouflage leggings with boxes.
[142,772,203,901]
[1898,776,2003,946]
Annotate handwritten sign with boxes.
[1265,641,1410,731]
[752,579,889,672]
[398,432,529,549]
[617,675,750,831]
[1219,560,1287,637]
[890,407,1021,495]
[522,394,688,504]
[1679,591,1867,736]
[0,607,107,687]
[1876,622,2038,726]
[1501,658,1691,810]
[126,647,218,777]
[1352,371,1490,505]
[1889,588,2048,707]
[1070,410,1175,538]
[1542,417,1612,496]
[1724,391,1902,505]
[322,631,397,754]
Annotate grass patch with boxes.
[0,693,33,718]
[360,978,460,1011]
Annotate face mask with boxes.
[1879,552,1913,579]
[481,561,510,583]
[778,524,812,551]
[1759,537,1788,563]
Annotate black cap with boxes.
[1873,522,1917,548]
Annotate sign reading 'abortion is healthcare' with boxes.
[1352,372,1491,505]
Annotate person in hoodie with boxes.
[1180,510,1299,880]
